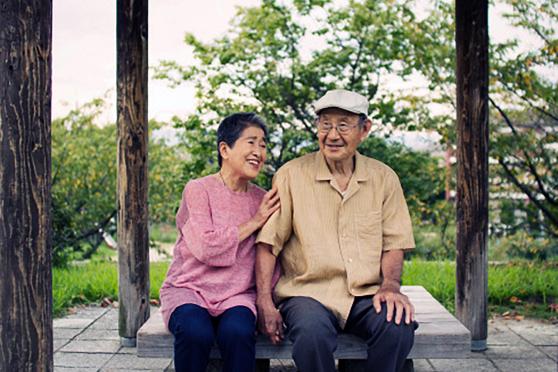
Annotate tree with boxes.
[51,99,183,266]
[410,0,557,237]
[156,0,445,217]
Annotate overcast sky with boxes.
[52,0,259,124]
[52,1,544,126]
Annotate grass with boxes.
[53,261,168,317]
[53,260,558,320]
[403,260,558,320]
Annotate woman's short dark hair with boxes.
[217,112,268,167]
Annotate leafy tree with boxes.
[52,100,183,266]
[155,0,445,217]
[409,0,557,237]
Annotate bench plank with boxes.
[137,286,470,360]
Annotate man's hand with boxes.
[256,297,284,344]
[373,281,415,325]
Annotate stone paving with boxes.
[53,306,557,372]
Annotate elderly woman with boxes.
[160,113,279,372]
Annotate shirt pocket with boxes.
[355,210,383,261]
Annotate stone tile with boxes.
[412,359,434,371]
[482,344,547,359]
[64,306,108,319]
[76,328,119,341]
[60,340,121,353]
[429,358,498,371]
[54,352,113,368]
[103,354,171,369]
[539,346,558,362]
[54,367,97,372]
[492,357,558,372]
[516,330,558,346]
[54,318,95,329]
[119,346,137,354]
[487,323,529,346]
[504,320,558,346]
[54,339,69,352]
[88,316,119,330]
[54,328,83,340]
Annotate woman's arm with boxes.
[237,187,279,242]
[177,181,279,267]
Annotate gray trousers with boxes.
[280,296,417,372]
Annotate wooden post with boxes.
[455,0,489,351]
[0,1,53,370]
[117,0,150,346]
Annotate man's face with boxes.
[316,108,371,163]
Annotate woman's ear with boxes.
[219,141,229,162]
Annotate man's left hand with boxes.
[373,283,415,325]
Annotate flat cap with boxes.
[313,89,369,116]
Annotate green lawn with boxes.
[53,260,557,320]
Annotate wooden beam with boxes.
[117,0,150,346]
[455,0,489,351]
[0,1,53,370]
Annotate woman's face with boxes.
[220,125,267,180]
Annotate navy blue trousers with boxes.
[168,304,256,372]
[281,296,417,372]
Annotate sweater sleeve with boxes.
[176,180,240,267]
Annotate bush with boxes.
[491,231,558,261]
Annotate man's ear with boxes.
[360,119,373,140]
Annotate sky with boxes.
[52,0,258,124]
[52,1,547,132]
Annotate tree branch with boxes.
[490,97,557,207]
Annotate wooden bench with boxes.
[137,286,470,371]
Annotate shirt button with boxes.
[347,258,353,263]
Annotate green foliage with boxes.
[491,231,558,261]
[52,260,557,319]
[52,100,118,266]
[403,260,558,319]
[156,0,447,215]
[411,0,558,236]
[51,100,184,267]
[52,261,168,317]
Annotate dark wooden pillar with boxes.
[0,1,53,370]
[117,0,149,346]
[455,0,489,351]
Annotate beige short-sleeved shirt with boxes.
[256,151,415,327]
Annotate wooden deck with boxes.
[137,286,470,362]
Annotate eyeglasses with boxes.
[316,120,359,135]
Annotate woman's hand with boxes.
[253,186,280,228]
[238,187,280,242]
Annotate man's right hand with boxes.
[256,297,284,344]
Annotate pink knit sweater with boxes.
[160,175,266,328]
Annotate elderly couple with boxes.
[159,89,417,372]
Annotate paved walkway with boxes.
[53,305,557,372]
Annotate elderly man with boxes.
[255,89,417,372]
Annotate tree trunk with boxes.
[0,1,53,370]
[117,0,150,345]
[455,0,489,351]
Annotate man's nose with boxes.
[326,126,341,140]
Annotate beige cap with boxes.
[313,89,369,116]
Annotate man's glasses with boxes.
[316,120,359,135]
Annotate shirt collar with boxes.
[315,151,369,182]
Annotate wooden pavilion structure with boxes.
[0,0,488,369]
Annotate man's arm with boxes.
[372,249,415,325]
[255,243,284,344]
